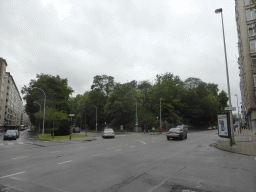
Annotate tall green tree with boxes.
[148,73,185,125]
[91,75,115,97]
[218,90,229,112]
[104,83,136,129]
[21,74,73,127]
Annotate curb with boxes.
[36,133,95,142]
[213,141,255,156]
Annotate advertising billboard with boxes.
[218,114,230,138]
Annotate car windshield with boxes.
[176,125,183,128]
[169,128,182,132]
[104,129,113,131]
[6,130,16,134]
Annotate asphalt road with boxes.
[0,130,255,192]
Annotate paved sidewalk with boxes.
[214,129,256,156]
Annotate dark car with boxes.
[3,130,17,140]
[166,125,188,140]
[73,127,80,133]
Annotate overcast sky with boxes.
[0,0,240,113]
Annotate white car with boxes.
[102,128,115,138]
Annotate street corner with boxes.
[213,140,256,156]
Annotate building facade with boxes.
[21,106,30,127]
[2,72,23,128]
[235,0,256,134]
[0,58,25,129]
[0,58,7,127]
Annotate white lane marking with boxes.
[249,136,252,141]
[12,156,28,160]
[115,149,121,151]
[8,143,14,145]
[58,160,72,165]
[18,142,24,144]
[92,154,102,156]
[0,143,3,146]
[138,140,146,144]
[50,151,61,153]
[130,146,135,148]
[0,171,26,179]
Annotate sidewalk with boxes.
[214,129,256,156]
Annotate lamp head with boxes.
[215,8,222,14]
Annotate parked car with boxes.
[166,125,188,140]
[20,125,25,131]
[3,130,17,140]
[102,128,115,138]
[73,127,80,133]
[14,130,20,138]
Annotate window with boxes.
[252,58,256,69]
[254,75,256,87]
[245,0,252,6]
[250,39,256,52]
[248,23,256,37]
[246,9,256,21]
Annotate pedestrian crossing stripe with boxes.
[8,143,14,145]
[18,142,24,144]
[0,143,3,146]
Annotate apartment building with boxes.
[0,58,24,129]
[1,72,23,128]
[0,58,8,128]
[21,107,30,127]
[235,0,256,134]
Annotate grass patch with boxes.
[38,133,90,140]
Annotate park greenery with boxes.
[22,73,229,133]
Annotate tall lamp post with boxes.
[234,94,240,127]
[33,102,41,133]
[93,105,97,132]
[160,98,162,128]
[215,8,235,144]
[34,87,46,137]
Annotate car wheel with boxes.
[185,134,187,139]
[167,137,170,140]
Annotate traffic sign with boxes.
[69,114,75,116]
[235,118,239,122]
[224,107,236,111]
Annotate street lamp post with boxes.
[93,105,97,132]
[34,87,46,137]
[160,98,162,129]
[33,102,41,133]
[215,8,235,145]
[234,94,240,131]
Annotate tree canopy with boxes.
[21,74,73,133]
[23,73,229,132]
